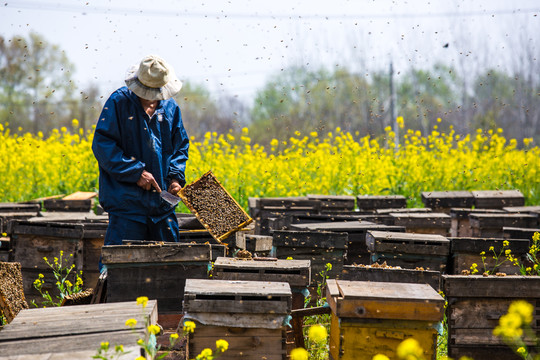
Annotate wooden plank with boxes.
[272,230,348,249]
[11,220,84,239]
[342,265,441,291]
[183,297,291,314]
[213,257,311,287]
[389,212,451,228]
[421,191,474,209]
[376,207,431,215]
[306,194,356,211]
[0,332,142,356]
[101,243,212,264]
[12,235,81,270]
[62,191,98,200]
[327,280,444,321]
[443,275,540,298]
[0,203,41,213]
[503,226,540,241]
[366,230,449,255]
[469,213,538,229]
[356,195,407,210]
[504,205,540,214]
[0,300,157,347]
[43,199,92,212]
[189,325,286,360]
[185,279,291,297]
[472,190,525,208]
[450,237,530,253]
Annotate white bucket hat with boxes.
[125,55,182,101]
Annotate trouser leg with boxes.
[148,212,180,243]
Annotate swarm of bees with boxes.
[181,172,251,240]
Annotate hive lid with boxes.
[183,279,292,315]
[327,279,444,321]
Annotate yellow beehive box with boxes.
[327,279,444,360]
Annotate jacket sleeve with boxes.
[167,106,189,187]
[92,96,145,183]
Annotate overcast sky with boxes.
[1,0,539,102]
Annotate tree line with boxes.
[1,32,538,146]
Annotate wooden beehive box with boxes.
[443,275,540,360]
[0,202,41,213]
[184,279,291,360]
[10,220,85,305]
[272,230,347,285]
[213,257,311,288]
[290,221,405,265]
[235,233,273,257]
[342,264,441,291]
[179,171,253,242]
[449,237,531,275]
[421,191,474,213]
[356,195,407,211]
[0,262,28,323]
[449,208,505,237]
[327,279,444,360]
[0,300,156,357]
[389,212,451,236]
[469,213,538,238]
[101,243,212,314]
[503,205,540,215]
[306,194,356,213]
[503,226,540,241]
[249,196,322,235]
[472,190,525,209]
[366,230,450,273]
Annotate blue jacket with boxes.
[92,86,189,223]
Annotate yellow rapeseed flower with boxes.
[100,342,109,350]
[135,357,146,360]
[508,300,534,324]
[396,338,424,359]
[183,320,196,333]
[216,339,229,352]
[290,348,309,360]
[196,348,213,360]
[136,296,149,308]
[125,318,137,327]
[308,324,327,343]
[147,324,160,335]
[373,355,390,360]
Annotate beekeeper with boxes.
[92,55,189,261]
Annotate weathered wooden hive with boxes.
[272,230,347,285]
[290,221,405,265]
[443,275,540,360]
[366,230,450,273]
[421,191,475,213]
[389,212,451,236]
[448,237,530,274]
[342,264,441,291]
[101,242,212,314]
[469,213,538,238]
[327,279,445,360]
[449,208,505,237]
[184,279,292,360]
[356,195,407,212]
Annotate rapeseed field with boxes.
[0,120,538,208]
